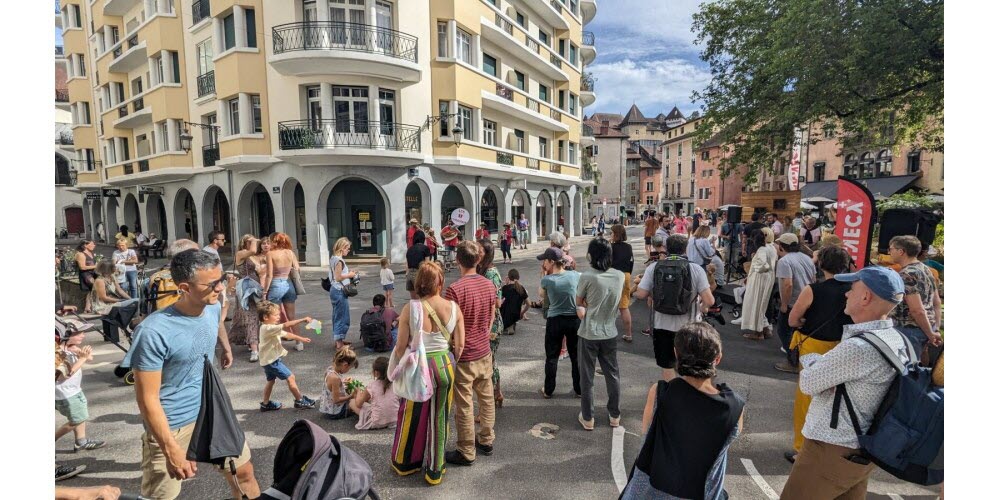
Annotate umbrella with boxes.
[187,356,246,469]
[800,201,818,210]
[718,204,740,210]
[802,196,835,204]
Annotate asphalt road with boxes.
[57,226,940,499]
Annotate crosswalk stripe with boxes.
[886,495,904,500]
[741,458,780,500]
[611,426,627,493]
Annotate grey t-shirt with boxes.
[541,271,581,318]
[776,252,817,306]
[638,260,711,332]
[577,269,626,341]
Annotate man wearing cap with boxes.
[781,266,911,499]
[406,218,421,248]
[774,232,817,373]
[537,247,582,398]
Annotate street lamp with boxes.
[451,125,464,146]
[179,128,195,152]
[424,113,464,147]
[68,168,78,186]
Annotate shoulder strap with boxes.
[855,331,913,374]
[422,300,451,343]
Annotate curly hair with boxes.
[674,322,722,379]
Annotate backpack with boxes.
[831,331,944,486]
[261,419,379,500]
[148,270,180,313]
[651,257,695,316]
[359,308,389,352]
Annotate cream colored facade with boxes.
[660,118,702,215]
[61,0,597,264]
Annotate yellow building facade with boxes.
[61,0,597,264]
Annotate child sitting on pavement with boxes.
[257,301,316,411]
[55,326,106,452]
[350,356,401,430]
[319,346,359,420]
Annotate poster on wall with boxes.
[360,232,372,248]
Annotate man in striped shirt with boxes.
[445,241,498,466]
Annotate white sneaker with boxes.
[249,351,259,362]
[730,318,743,325]
[578,413,594,431]
[609,415,621,428]
[295,341,305,352]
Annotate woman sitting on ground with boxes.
[621,322,745,499]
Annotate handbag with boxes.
[342,277,359,298]
[387,300,436,402]
[789,315,838,368]
[289,267,307,296]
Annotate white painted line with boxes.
[83,470,143,480]
[886,495,904,500]
[741,458,780,500]
[629,238,645,243]
[612,426,628,493]
[88,361,113,369]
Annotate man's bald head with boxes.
[168,239,200,257]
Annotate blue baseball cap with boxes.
[834,266,904,304]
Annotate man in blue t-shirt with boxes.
[131,250,259,500]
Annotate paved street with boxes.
[57,226,939,499]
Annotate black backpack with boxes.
[359,308,389,352]
[652,257,695,315]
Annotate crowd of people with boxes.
[54,205,943,498]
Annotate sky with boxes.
[585,0,711,119]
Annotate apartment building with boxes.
[60,0,597,264]
[583,113,627,218]
[660,117,702,215]
[694,135,745,210]
[627,143,661,213]
[56,9,85,237]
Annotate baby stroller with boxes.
[260,419,380,500]
[56,302,139,385]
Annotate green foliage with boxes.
[875,191,937,215]
[691,0,944,183]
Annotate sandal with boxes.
[642,328,651,336]
[742,331,765,341]
[622,335,633,343]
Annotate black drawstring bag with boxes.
[187,356,247,472]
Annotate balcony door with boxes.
[378,89,395,147]
[374,1,393,53]
[333,86,369,145]
[332,0,367,47]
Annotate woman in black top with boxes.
[405,231,431,299]
[622,322,744,500]
[609,225,635,342]
[785,245,853,462]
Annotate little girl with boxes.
[319,347,359,420]
[379,258,395,308]
[349,356,400,430]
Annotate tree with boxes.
[691,0,943,183]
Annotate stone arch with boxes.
[105,196,120,241]
[202,185,232,244]
[237,181,276,238]
[123,193,141,233]
[536,189,553,237]
[480,184,506,234]
[318,175,391,256]
[556,191,571,232]
[441,182,474,239]
[144,194,168,240]
[573,190,584,236]
[404,177,432,227]
[281,177,308,260]
[173,188,199,242]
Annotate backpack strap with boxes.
[831,383,864,437]
[829,329,914,436]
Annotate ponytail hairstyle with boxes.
[507,268,525,297]
[674,322,722,379]
[334,345,359,369]
[372,356,391,395]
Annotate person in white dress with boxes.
[741,227,777,340]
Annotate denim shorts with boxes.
[263,358,293,381]
[383,283,394,291]
[267,278,297,304]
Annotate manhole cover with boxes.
[529,422,560,440]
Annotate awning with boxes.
[800,175,921,201]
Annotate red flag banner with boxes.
[834,177,878,269]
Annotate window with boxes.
[458,105,473,141]
[514,70,525,91]
[823,128,835,139]
[439,101,450,136]
[665,147,669,159]
[569,44,578,65]
[81,102,91,125]
[592,144,599,156]
[646,182,653,192]
[516,12,525,27]
[157,121,169,152]
[483,53,497,77]
[814,162,826,181]
[307,86,322,129]
[907,151,921,173]
[558,90,566,109]
[334,86,369,133]
[456,28,472,64]
[251,95,262,133]
[569,142,577,164]
[245,9,257,48]
[482,119,496,146]
[676,163,681,177]
[223,13,237,50]
[539,31,549,46]
[171,51,180,83]
[514,129,525,152]
[558,140,565,161]
[228,98,240,134]
[860,152,874,178]
[569,94,577,115]
[559,39,566,58]
[690,181,695,197]
[437,22,448,58]
[538,84,549,103]
[843,154,858,178]
[539,137,548,158]
[701,151,709,161]
[876,150,892,177]
[196,39,214,75]
[691,159,696,174]
[677,144,682,156]
[647,196,654,205]
[78,55,87,77]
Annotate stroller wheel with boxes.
[124,371,135,385]
[731,308,741,319]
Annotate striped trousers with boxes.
[390,350,455,484]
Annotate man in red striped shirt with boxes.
[444,241,497,466]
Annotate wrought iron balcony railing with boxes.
[197,71,215,97]
[277,119,421,152]
[203,144,220,167]
[497,151,514,166]
[192,0,211,26]
[582,31,595,46]
[56,89,69,102]
[272,22,418,64]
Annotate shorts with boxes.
[619,273,632,308]
[405,268,418,291]
[644,236,652,245]
[267,278,297,304]
[652,329,678,369]
[383,283,395,291]
[55,392,89,425]
[141,421,252,500]
[263,358,293,381]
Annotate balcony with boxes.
[138,159,149,172]
[581,31,596,64]
[123,162,134,175]
[535,0,570,30]
[202,144,220,167]
[481,15,568,82]
[192,0,211,26]
[581,0,597,24]
[275,119,423,167]
[56,131,74,146]
[497,151,514,166]
[56,89,70,103]
[580,73,596,107]
[104,0,140,16]
[197,71,215,98]
[114,96,152,128]
[270,22,420,83]
[108,36,146,74]
[55,46,65,58]
[581,123,595,146]
[481,84,569,133]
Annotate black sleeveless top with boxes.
[800,279,853,342]
[634,379,744,499]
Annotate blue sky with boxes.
[585,0,710,118]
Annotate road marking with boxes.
[741,458,780,500]
[629,238,644,243]
[886,495,904,500]
[88,361,113,369]
[528,423,560,440]
[83,470,143,480]
[612,426,627,493]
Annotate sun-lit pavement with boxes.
[56,227,939,499]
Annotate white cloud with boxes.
[588,58,711,116]
[588,0,705,59]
